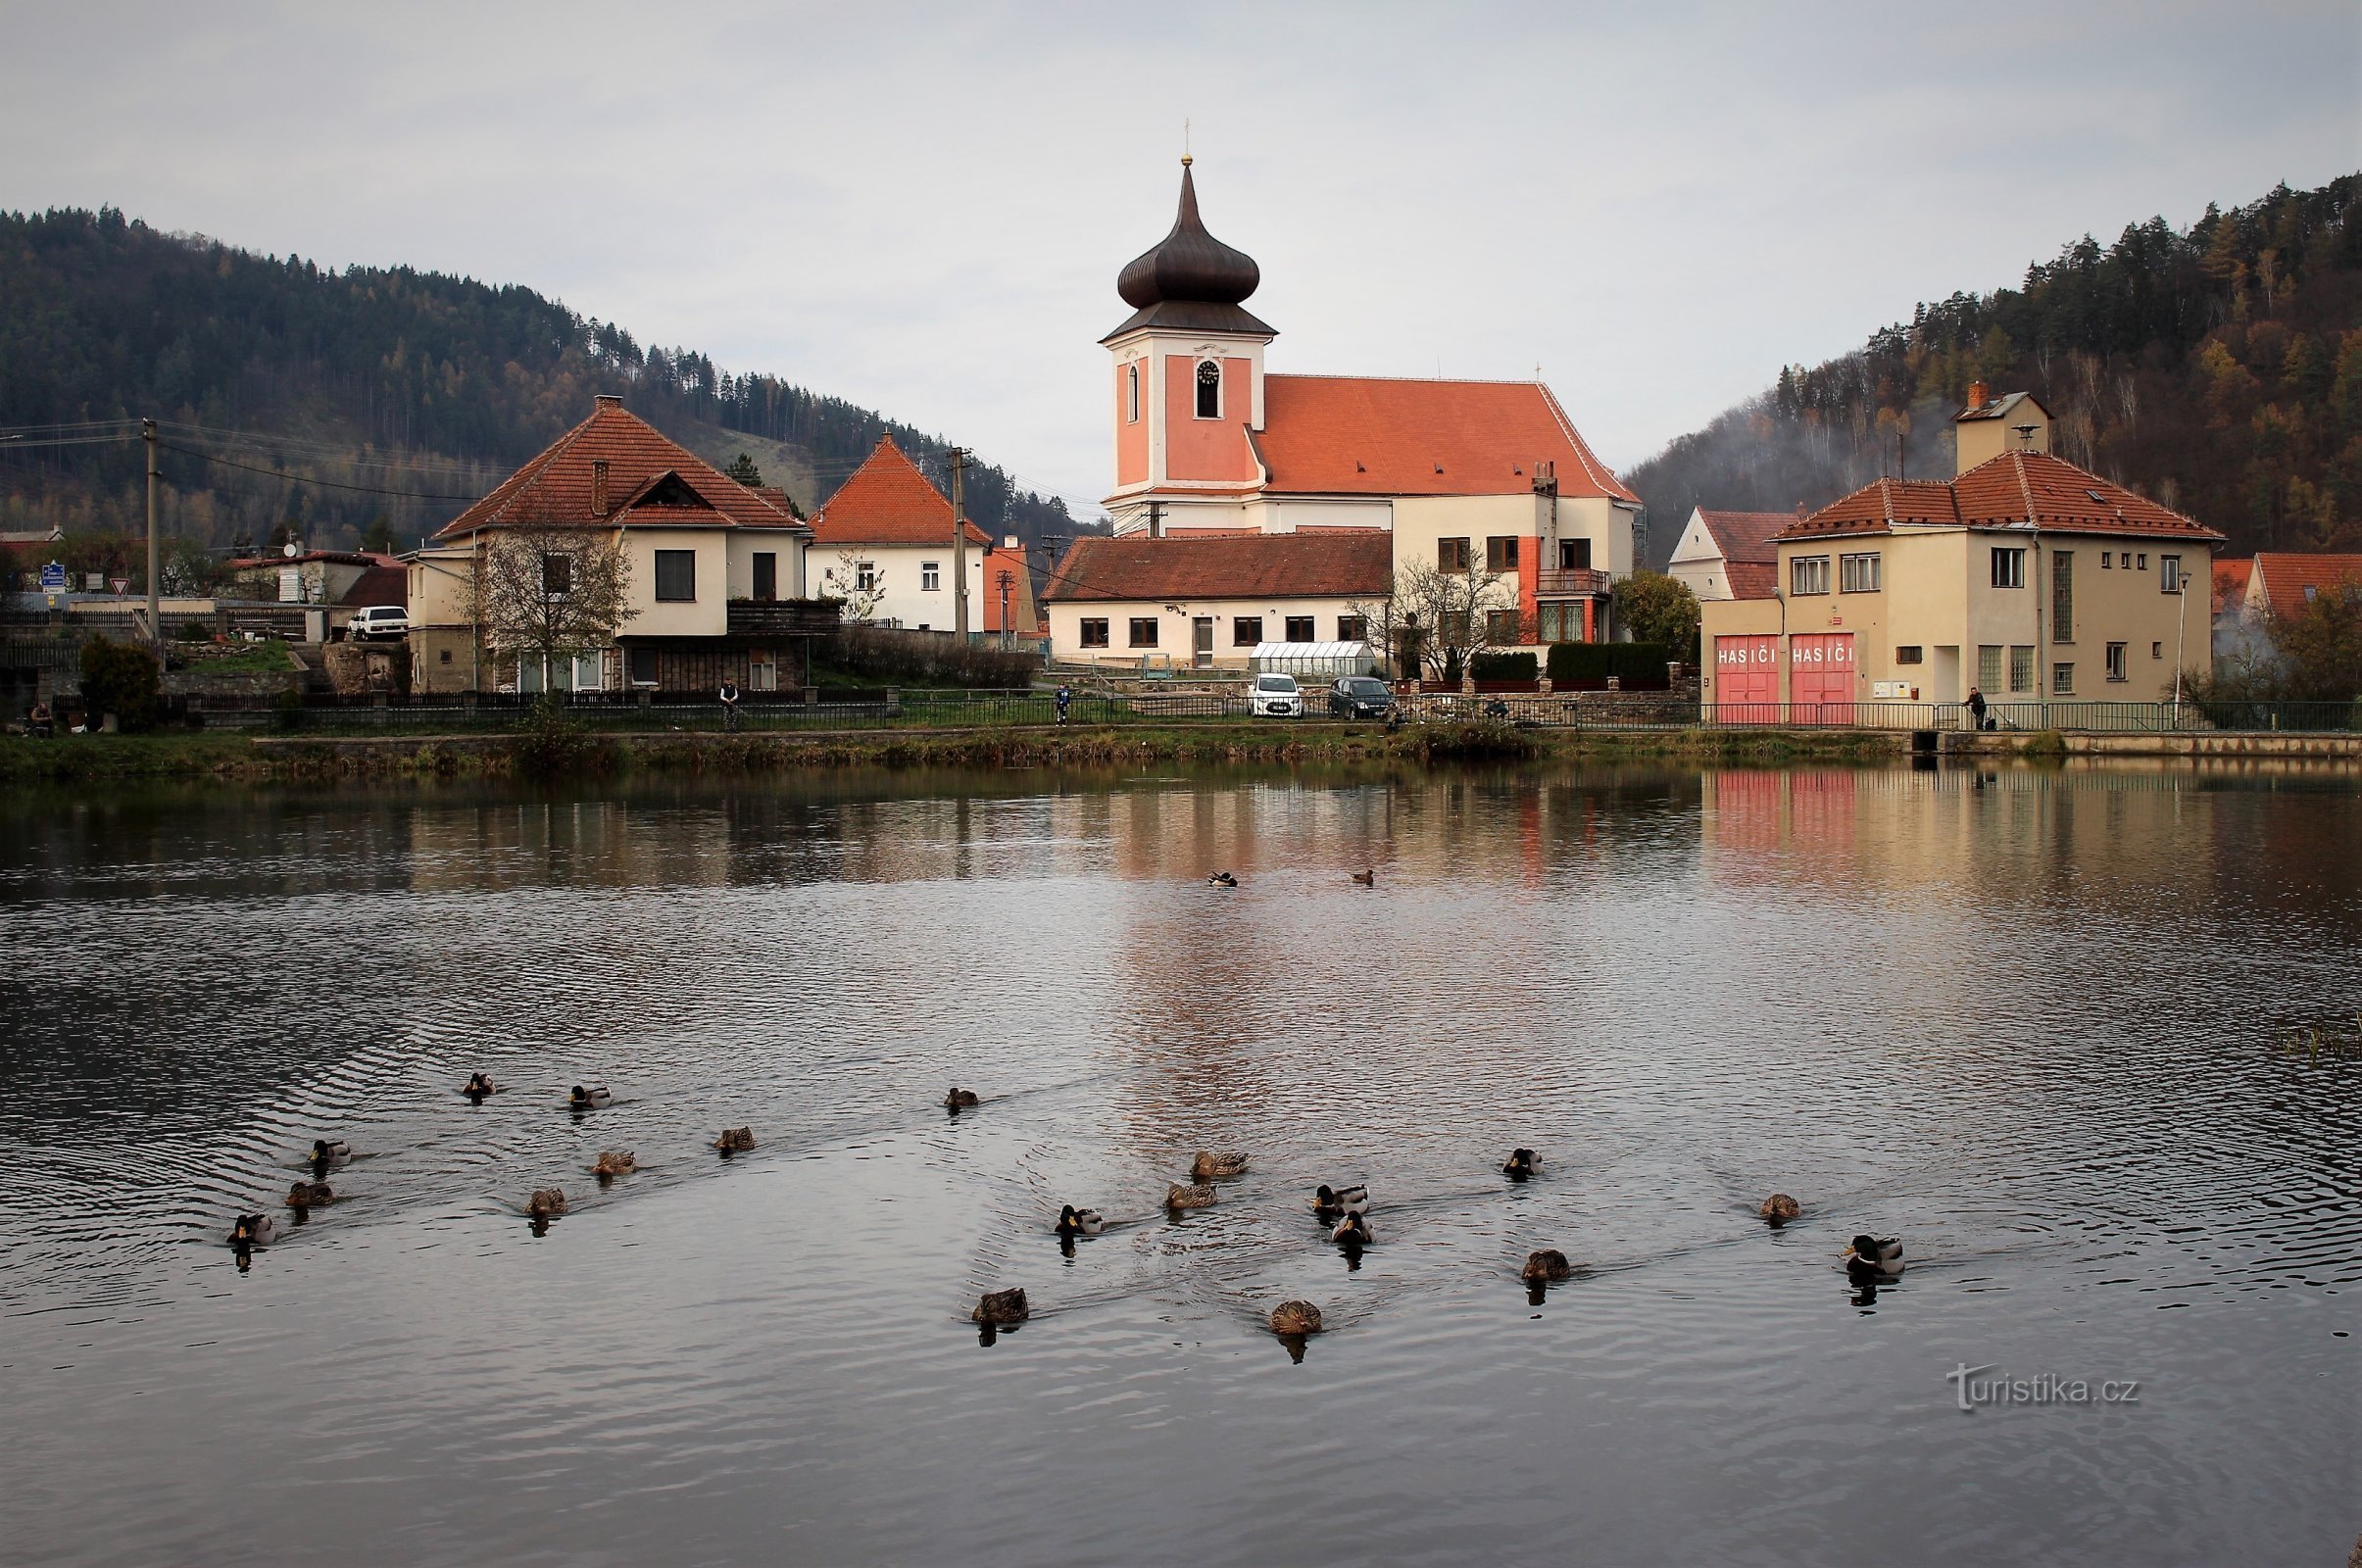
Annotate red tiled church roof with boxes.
[1776,453,2225,544]
[435,397,806,540]
[2248,552,2362,617]
[810,436,991,547]
[1045,531,1391,603]
[1254,376,1638,503]
[1693,510,1792,565]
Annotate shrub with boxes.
[1470,651,1538,681]
[1546,642,1673,685]
[819,625,1040,689]
[78,634,161,732]
[175,619,213,644]
[1442,646,1463,685]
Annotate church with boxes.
[1047,160,1640,667]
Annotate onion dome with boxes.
[1104,160,1276,342]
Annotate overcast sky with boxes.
[3,2,2354,515]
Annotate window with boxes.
[1977,646,2002,691]
[1233,615,1262,647]
[2052,662,2075,695]
[1559,538,1592,569]
[1442,611,1472,647]
[1895,645,1924,664]
[438,647,453,664]
[1840,552,1883,592]
[1538,603,1578,642]
[1285,615,1315,642]
[1125,363,1140,424]
[2152,641,2163,660]
[2303,584,2319,604]
[1487,536,1520,572]
[2136,553,2147,569]
[1195,359,1220,419]
[1485,609,1521,644]
[2106,642,2128,682]
[921,562,941,592]
[753,552,776,601]
[1337,614,1367,643]
[1992,547,2026,589]
[541,552,572,596]
[1128,616,1158,648]
[1439,537,1471,572]
[1079,617,1109,648]
[2008,645,2034,693]
[2101,552,2113,568]
[856,561,879,593]
[749,649,777,691]
[1791,555,1831,595]
[630,647,658,686]
[2051,551,2074,643]
[2160,555,2182,593]
[654,549,696,602]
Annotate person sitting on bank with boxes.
[1965,685,1990,730]
[26,699,53,739]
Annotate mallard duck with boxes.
[1760,1194,1801,1223]
[1501,1148,1540,1179]
[527,1188,567,1218]
[971,1287,1029,1325]
[1192,1150,1250,1180]
[1269,1299,1324,1336]
[592,1150,636,1177]
[568,1085,612,1109]
[1331,1211,1374,1245]
[1166,1181,1217,1210]
[1206,871,1237,888]
[310,1138,352,1169]
[1055,1203,1104,1238]
[285,1180,334,1212]
[1313,1183,1368,1215]
[1843,1234,1904,1275]
[1521,1248,1573,1282]
[463,1072,497,1097]
[712,1127,756,1152]
[944,1088,980,1109]
[227,1211,275,1248]
[1351,870,1375,886]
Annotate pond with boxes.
[0,761,2356,1566]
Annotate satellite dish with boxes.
[282,541,300,559]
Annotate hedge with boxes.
[1469,651,1539,681]
[1546,642,1673,684]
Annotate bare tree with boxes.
[476,513,636,694]
[1391,560,1522,679]
[821,547,887,621]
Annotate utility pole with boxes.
[1148,500,1163,539]
[949,447,970,640]
[997,568,1014,650]
[143,417,160,648]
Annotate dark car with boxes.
[1328,674,1395,718]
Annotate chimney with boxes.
[594,393,621,411]
[1966,379,1989,412]
[591,460,610,517]
[1003,535,1019,549]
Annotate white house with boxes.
[1666,508,1790,603]
[1042,531,1391,669]
[809,435,995,634]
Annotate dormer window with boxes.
[1126,364,1140,424]
[1195,359,1221,419]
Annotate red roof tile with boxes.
[2249,552,2362,617]
[809,436,991,547]
[338,564,408,609]
[1254,376,1638,502]
[1775,453,2225,544]
[1724,562,1779,600]
[1694,510,1793,565]
[434,398,807,540]
[1045,531,1391,603]
[2211,557,2252,615]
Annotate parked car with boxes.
[1328,674,1395,718]
[346,606,410,641]
[1249,672,1303,717]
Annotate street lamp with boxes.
[2168,568,2189,729]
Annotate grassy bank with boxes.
[0,720,1900,786]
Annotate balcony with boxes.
[1536,567,1610,598]
[727,598,843,637]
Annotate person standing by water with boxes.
[1965,685,1989,730]
[718,678,740,732]
[1055,684,1071,725]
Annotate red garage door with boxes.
[1789,633,1855,722]
[1715,635,1779,722]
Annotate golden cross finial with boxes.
[1182,118,1192,167]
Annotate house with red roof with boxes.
[1698,402,2221,717]
[409,395,815,694]
[808,435,1002,634]
[1092,161,1638,653]
[2239,553,2362,622]
[1042,532,1390,669]
[1667,509,1791,603]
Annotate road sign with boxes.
[111,577,129,595]
[39,562,67,591]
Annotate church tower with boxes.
[1102,160,1275,535]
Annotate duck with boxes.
[943,1088,981,1110]
[310,1138,352,1169]
[1206,871,1238,888]
[568,1085,612,1109]
[1165,1182,1217,1210]
[1331,1211,1374,1246]
[1191,1150,1250,1180]
[1269,1299,1324,1336]
[1055,1203,1104,1238]
[1759,1194,1801,1223]
[592,1150,637,1178]
[226,1211,275,1248]
[1313,1183,1368,1216]
[712,1127,756,1152]
[1351,870,1375,887]
[285,1180,334,1212]
[462,1072,497,1097]
[527,1188,568,1218]
[971,1287,1030,1326]
[1843,1234,1904,1275]
[1501,1148,1540,1179]
[1521,1248,1573,1282]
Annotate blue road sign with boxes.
[39,562,68,592]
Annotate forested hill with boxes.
[1627,175,2362,564]
[0,207,1088,555]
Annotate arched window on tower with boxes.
[1126,364,1140,423]
[1195,359,1221,419]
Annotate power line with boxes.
[157,442,483,501]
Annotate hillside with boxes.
[1627,175,2362,564]
[0,207,1089,561]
